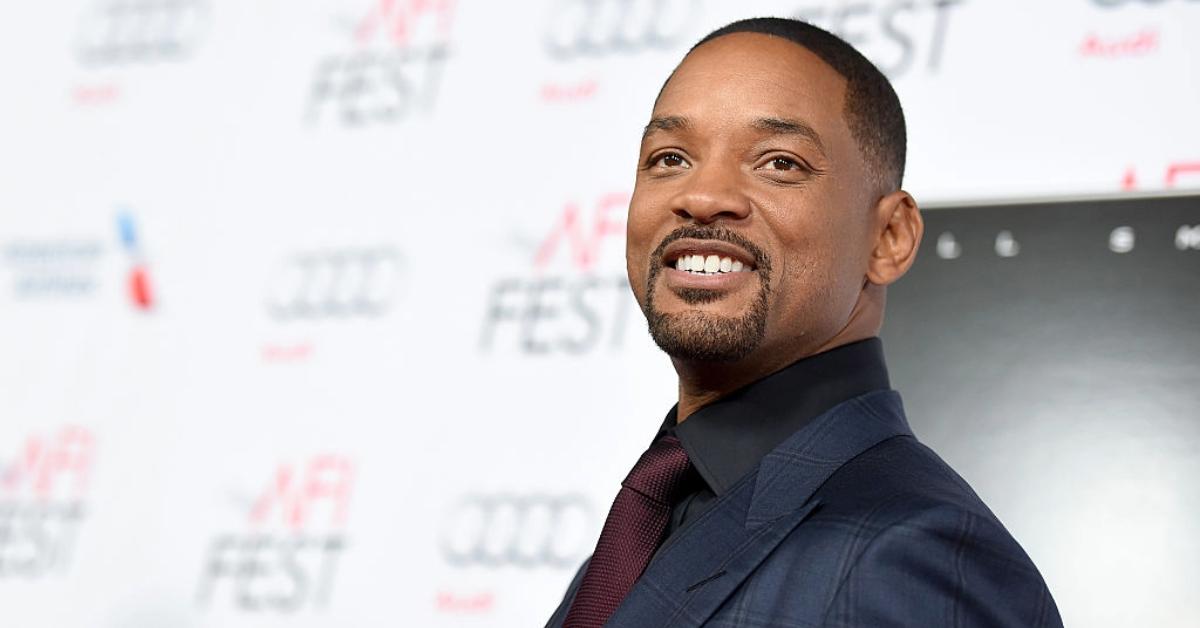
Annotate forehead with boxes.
[654,32,849,139]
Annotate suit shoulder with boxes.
[816,433,999,525]
[802,433,1044,576]
[808,437,1062,626]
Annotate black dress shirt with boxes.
[656,337,891,538]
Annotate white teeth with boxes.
[672,254,752,274]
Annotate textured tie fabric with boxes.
[563,435,692,628]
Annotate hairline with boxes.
[653,30,900,193]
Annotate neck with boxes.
[672,351,792,422]
[672,341,830,420]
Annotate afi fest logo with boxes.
[479,193,640,355]
[792,0,966,78]
[307,0,455,127]
[196,455,354,613]
[0,427,96,579]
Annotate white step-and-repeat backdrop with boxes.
[1,1,1198,626]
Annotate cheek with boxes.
[769,215,864,315]
[626,217,652,256]
[625,198,656,301]
[626,188,658,237]
[776,256,834,308]
[625,254,648,305]
[768,253,852,343]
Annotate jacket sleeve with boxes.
[820,506,1062,628]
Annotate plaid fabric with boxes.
[546,390,1062,628]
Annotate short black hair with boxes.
[690,17,906,191]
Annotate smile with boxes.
[671,254,752,275]
[661,238,759,277]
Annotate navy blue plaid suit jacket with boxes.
[546,390,1062,627]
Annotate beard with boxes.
[641,225,772,363]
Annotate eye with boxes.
[754,153,817,183]
[649,151,690,169]
[763,156,802,171]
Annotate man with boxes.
[546,17,1061,628]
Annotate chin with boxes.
[645,309,767,363]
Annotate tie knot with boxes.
[621,435,691,504]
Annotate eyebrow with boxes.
[642,115,692,141]
[752,117,827,155]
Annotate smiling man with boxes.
[545,17,1061,628]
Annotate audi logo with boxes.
[264,247,404,320]
[75,0,210,67]
[440,494,596,569]
[543,0,700,61]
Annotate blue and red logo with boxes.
[116,211,154,311]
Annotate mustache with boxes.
[649,224,772,274]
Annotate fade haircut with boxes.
[689,17,907,191]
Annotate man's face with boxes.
[628,32,881,365]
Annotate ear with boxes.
[866,190,923,286]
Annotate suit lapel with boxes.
[604,390,912,628]
[748,390,912,524]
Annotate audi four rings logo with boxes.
[265,247,404,320]
[440,495,596,569]
[75,0,210,67]
[543,0,700,60]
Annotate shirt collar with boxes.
[657,337,891,496]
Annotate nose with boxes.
[669,162,752,224]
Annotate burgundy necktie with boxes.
[563,435,692,628]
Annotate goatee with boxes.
[642,225,772,362]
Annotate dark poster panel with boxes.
[882,193,1200,624]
